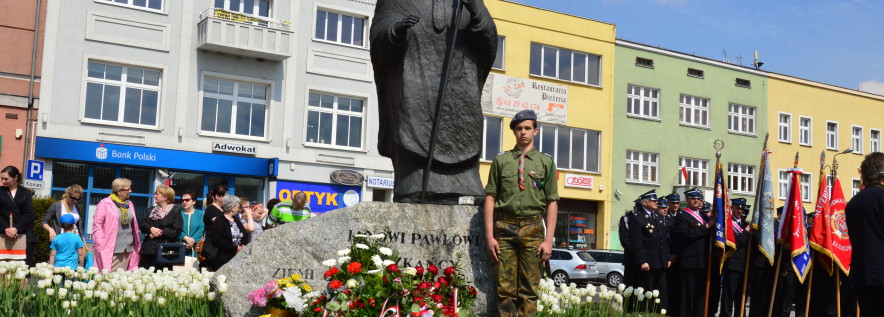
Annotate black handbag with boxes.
[156,242,186,265]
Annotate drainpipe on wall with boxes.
[23,0,42,170]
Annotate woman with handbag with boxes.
[92,178,142,272]
[174,191,204,272]
[0,166,35,265]
[202,195,249,271]
[138,185,183,270]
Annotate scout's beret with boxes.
[657,198,669,208]
[700,202,712,213]
[510,110,538,129]
[685,188,704,199]
[666,193,681,203]
[639,189,657,201]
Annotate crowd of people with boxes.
[0,165,314,274]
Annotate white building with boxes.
[36,0,392,237]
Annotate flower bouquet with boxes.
[536,278,667,317]
[305,234,478,317]
[249,273,317,317]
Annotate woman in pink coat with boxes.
[92,178,141,272]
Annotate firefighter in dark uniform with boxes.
[674,188,715,317]
[620,201,638,288]
[665,192,683,317]
[667,192,683,218]
[628,190,671,312]
[721,198,753,317]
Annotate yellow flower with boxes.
[278,277,292,285]
[301,284,313,292]
[260,315,270,317]
[290,274,302,281]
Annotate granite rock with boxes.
[218,202,497,316]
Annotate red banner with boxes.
[809,177,852,275]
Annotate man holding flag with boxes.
[772,166,812,317]
[749,148,777,317]
[708,160,737,317]
[673,187,715,317]
[808,167,856,316]
[846,152,884,315]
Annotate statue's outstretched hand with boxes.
[394,15,420,37]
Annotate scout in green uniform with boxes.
[484,109,559,317]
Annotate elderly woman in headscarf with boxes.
[92,178,141,272]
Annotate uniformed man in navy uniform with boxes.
[721,198,753,317]
[620,201,638,289]
[628,189,671,312]
[674,188,716,317]
[667,192,682,218]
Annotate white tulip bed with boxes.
[0,261,226,317]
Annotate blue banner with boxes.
[35,137,277,177]
[275,180,362,213]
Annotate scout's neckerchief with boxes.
[683,207,706,225]
[110,194,132,226]
[518,149,553,191]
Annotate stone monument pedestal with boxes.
[218,202,497,316]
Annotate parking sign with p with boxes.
[26,160,44,181]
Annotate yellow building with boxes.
[768,73,884,211]
[481,0,615,249]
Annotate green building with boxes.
[610,40,769,249]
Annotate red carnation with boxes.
[314,307,322,312]
[439,277,449,285]
[324,267,339,279]
[387,264,400,273]
[444,266,455,277]
[383,276,388,283]
[428,265,439,276]
[431,294,443,302]
[434,281,442,289]
[347,262,363,274]
[329,280,343,289]
[468,286,477,296]
[415,266,425,277]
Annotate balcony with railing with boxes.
[197,8,293,61]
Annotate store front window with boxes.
[168,171,264,209]
[552,199,598,250]
[50,161,154,240]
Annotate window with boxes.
[728,163,755,195]
[778,113,791,143]
[626,85,660,119]
[635,57,654,68]
[84,61,160,127]
[536,124,601,172]
[315,9,366,46]
[101,0,162,11]
[679,157,709,187]
[625,150,658,184]
[736,78,751,88]
[853,179,862,197]
[492,36,505,70]
[305,91,364,149]
[529,42,601,86]
[687,68,704,78]
[799,116,812,146]
[481,116,502,161]
[827,121,839,150]
[852,126,863,154]
[778,170,811,201]
[871,129,881,153]
[201,78,267,138]
[214,0,270,17]
[800,173,812,202]
[679,94,710,128]
[728,103,756,135]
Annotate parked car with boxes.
[548,248,598,286]
[583,249,626,287]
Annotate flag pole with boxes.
[805,151,826,317]
[738,133,769,317]
[705,140,725,317]
[836,272,842,317]
[768,151,800,317]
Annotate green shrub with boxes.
[31,196,57,264]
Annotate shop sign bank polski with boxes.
[482,74,568,125]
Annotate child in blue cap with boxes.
[50,214,85,269]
